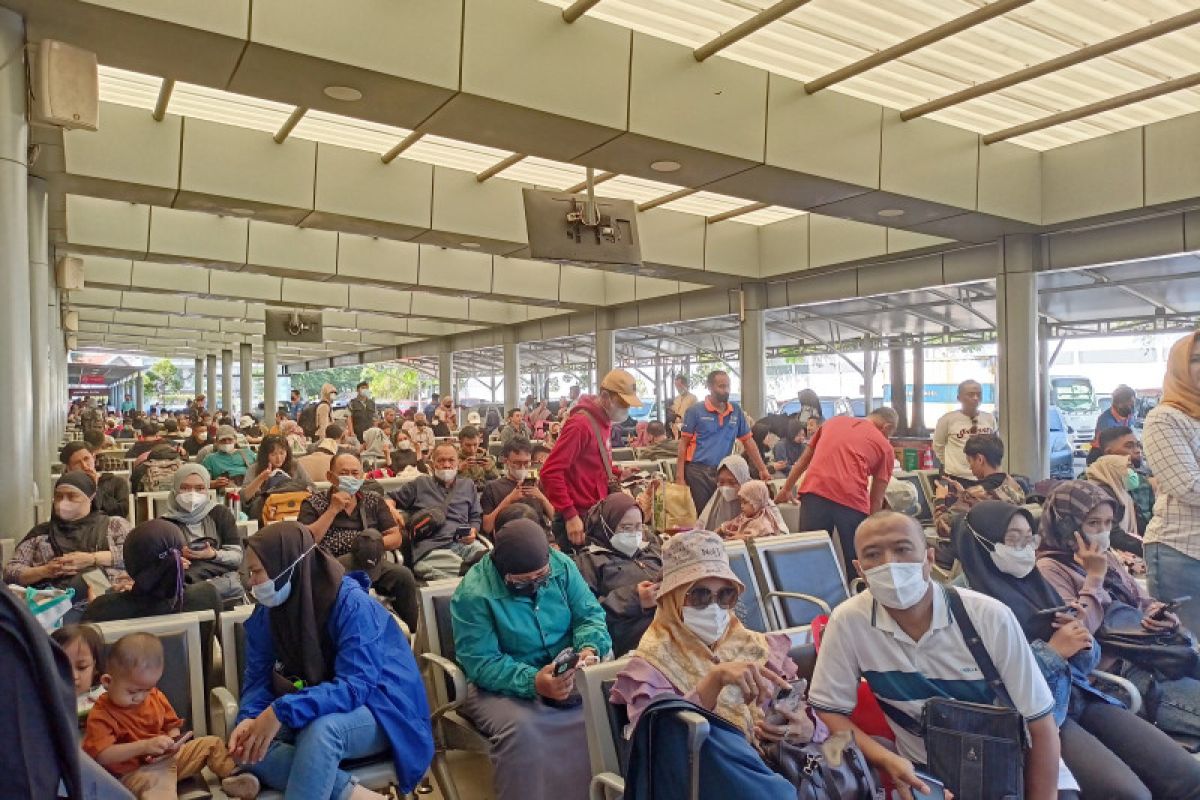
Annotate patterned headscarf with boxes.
[1037,480,1138,607]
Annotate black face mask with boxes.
[711,391,730,404]
[506,573,549,598]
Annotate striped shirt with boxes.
[809,584,1053,765]
[1142,404,1200,559]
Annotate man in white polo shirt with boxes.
[932,380,997,483]
[809,512,1059,800]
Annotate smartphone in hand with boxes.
[144,730,194,764]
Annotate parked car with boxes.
[850,397,885,417]
[1048,406,1074,478]
[777,396,853,419]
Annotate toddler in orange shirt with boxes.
[82,632,259,799]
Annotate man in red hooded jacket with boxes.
[541,370,642,550]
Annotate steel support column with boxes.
[29,176,50,509]
[221,348,233,413]
[503,338,520,413]
[206,354,217,410]
[740,285,767,420]
[438,351,453,401]
[263,341,278,419]
[996,235,1043,479]
[239,342,253,417]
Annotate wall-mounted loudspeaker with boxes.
[65,334,78,352]
[56,256,84,290]
[62,310,79,332]
[30,39,99,131]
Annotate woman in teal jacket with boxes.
[230,521,433,800]
[451,518,611,800]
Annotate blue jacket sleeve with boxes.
[562,556,613,657]
[451,586,540,699]
[272,585,387,729]
[1029,639,1071,727]
[236,608,278,724]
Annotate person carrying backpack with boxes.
[298,383,337,440]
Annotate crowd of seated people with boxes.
[15,336,1200,800]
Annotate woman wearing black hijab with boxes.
[229,522,432,799]
[3,472,131,595]
[956,501,1200,800]
[572,493,664,656]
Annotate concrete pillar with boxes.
[263,340,277,419]
[29,176,50,507]
[206,354,217,410]
[595,328,615,380]
[221,348,233,413]
[888,341,908,434]
[194,357,203,398]
[239,342,252,417]
[996,234,1042,480]
[438,351,453,400]
[739,284,767,420]
[503,338,520,413]
[0,10,34,531]
[911,341,926,433]
[1038,321,1051,479]
[862,341,876,415]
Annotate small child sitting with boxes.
[82,632,259,799]
[51,624,106,724]
[719,480,789,540]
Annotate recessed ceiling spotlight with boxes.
[460,242,481,248]
[877,208,905,217]
[650,160,682,173]
[323,85,363,102]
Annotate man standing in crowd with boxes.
[498,408,531,446]
[1094,385,1137,444]
[675,370,771,513]
[776,407,898,577]
[187,394,206,426]
[809,512,1059,800]
[121,393,135,414]
[667,374,697,437]
[424,393,440,420]
[542,370,641,551]
[287,388,303,419]
[349,380,376,443]
[636,421,677,461]
[932,380,997,483]
[481,437,554,537]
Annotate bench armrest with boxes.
[1093,669,1142,716]
[765,590,832,616]
[589,772,625,800]
[420,652,469,721]
[209,687,239,739]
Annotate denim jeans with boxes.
[243,705,389,800]
[1145,542,1200,635]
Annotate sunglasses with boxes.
[684,585,739,609]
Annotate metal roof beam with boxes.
[562,0,603,23]
[564,171,617,194]
[902,8,1200,120]
[693,0,815,62]
[1079,268,1180,315]
[273,106,307,144]
[805,0,1034,94]
[475,153,526,182]
[381,130,425,164]
[983,71,1200,144]
[925,288,996,328]
[706,201,769,224]
[151,78,174,121]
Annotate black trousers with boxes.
[684,462,719,518]
[373,561,420,632]
[798,493,868,582]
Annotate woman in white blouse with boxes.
[1143,332,1200,634]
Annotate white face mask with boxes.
[55,498,89,522]
[176,491,208,512]
[509,468,529,483]
[682,603,730,646]
[604,398,629,424]
[1085,531,1111,552]
[718,486,738,502]
[218,443,235,454]
[990,544,1037,578]
[435,468,457,484]
[863,561,929,610]
[610,530,643,557]
[397,441,414,452]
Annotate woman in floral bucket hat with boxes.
[609,529,815,746]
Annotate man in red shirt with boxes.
[776,407,898,578]
[541,369,642,551]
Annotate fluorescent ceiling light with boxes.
[289,109,413,153]
[168,82,293,134]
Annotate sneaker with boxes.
[220,773,260,799]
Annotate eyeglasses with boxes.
[507,573,550,593]
[614,524,645,535]
[684,585,739,609]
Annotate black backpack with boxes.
[298,400,325,438]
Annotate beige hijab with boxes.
[1086,454,1138,536]
[634,583,771,735]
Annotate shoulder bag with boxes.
[582,412,622,495]
[1096,601,1200,681]
[888,587,1029,800]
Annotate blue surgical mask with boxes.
[251,544,316,608]
[338,476,364,495]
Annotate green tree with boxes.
[144,358,183,402]
[361,363,420,400]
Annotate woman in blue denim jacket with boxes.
[956,501,1200,800]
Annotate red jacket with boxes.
[541,395,618,522]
